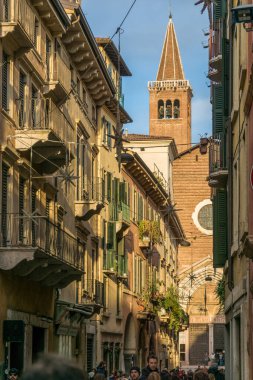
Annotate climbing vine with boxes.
[138,220,161,244]
[215,276,225,312]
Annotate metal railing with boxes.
[148,80,191,90]
[209,20,222,64]
[81,177,105,203]
[153,163,169,192]
[209,132,226,174]
[83,279,104,306]
[0,0,35,43]
[17,98,75,156]
[0,213,84,271]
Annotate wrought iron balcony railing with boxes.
[209,132,226,174]
[0,213,84,271]
[81,178,105,203]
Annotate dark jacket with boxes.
[139,367,159,380]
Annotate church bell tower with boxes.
[149,15,192,152]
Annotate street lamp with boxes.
[232,5,253,31]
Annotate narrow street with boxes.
[0,0,252,379]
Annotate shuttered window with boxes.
[32,187,36,246]
[222,38,230,118]
[107,172,112,201]
[138,194,144,221]
[19,177,25,242]
[46,36,51,80]
[213,84,223,134]
[213,189,228,268]
[19,72,26,128]
[3,0,9,21]
[107,222,116,251]
[34,18,39,48]
[31,85,38,129]
[1,163,9,246]
[86,335,94,373]
[214,0,222,21]
[2,52,8,111]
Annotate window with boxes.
[19,177,25,243]
[32,327,45,363]
[46,36,51,80]
[165,100,172,119]
[34,18,39,49]
[102,117,112,148]
[158,99,164,119]
[173,99,180,118]
[198,204,213,230]
[192,199,213,235]
[1,163,9,246]
[180,344,186,361]
[82,87,87,107]
[2,51,9,111]
[76,133,87,200]
[92,105,96,124]
[31,85,38,129]
[77,77,80,97]
[19,71,26,128]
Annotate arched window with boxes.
[165,100,172,119]
[158,100,164,119]
[174,99,180,118]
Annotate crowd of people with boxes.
[8,353,225,380]
[89,355,224,380]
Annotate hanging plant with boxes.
[138,220,161,244]
[215,276,225,312]
[159,286,189,332]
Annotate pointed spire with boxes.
[156,16,185,81]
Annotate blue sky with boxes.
[84,0,211,144]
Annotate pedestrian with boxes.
[96,362,107,378]
[193,372,209,380]
[89,369,97,379]
[160,368,171,380]
[21,354,84,380]
[8,369,19,380]
[208,374,215,380]
[140,355,159,380]
[147,373,161,380]
[186,370,193,380]
[94,374,105,380]
[130,367,141,380]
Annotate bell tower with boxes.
[149,15,192,152]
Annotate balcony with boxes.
[208,132,228,188]
[44,53,71,104]
[0,213,84,288]
[207,21,222,82]
[82,279,104,312]
[75,178,105,221]
[0,0,34,54]
[15,99,75,173]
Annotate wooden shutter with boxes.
[213,189,228,268]
[19,177,25,242]
[1,163,8,246]
[213,84,223,134]
[31,85,37,129]
[214,0,222,21]
[2,52,8,110]
[107,172,112,201]
[222,38,230,118]
[19,72,25,128]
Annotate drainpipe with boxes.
[227,0,234,292]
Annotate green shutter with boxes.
[222,38,230,118]
[213,84,224,134]
[107,172,112,201]
[213,190,228,268]
[214,0,222,21]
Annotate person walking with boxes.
[130,367,141,380]
[139,355,159,380]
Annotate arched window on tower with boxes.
[174,99,180,119]
[165,100,172,119]
[158,100,164,119]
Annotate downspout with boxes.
[227,0,234,292]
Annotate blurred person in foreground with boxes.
[193,372,209,380]
[21,354,84,380]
